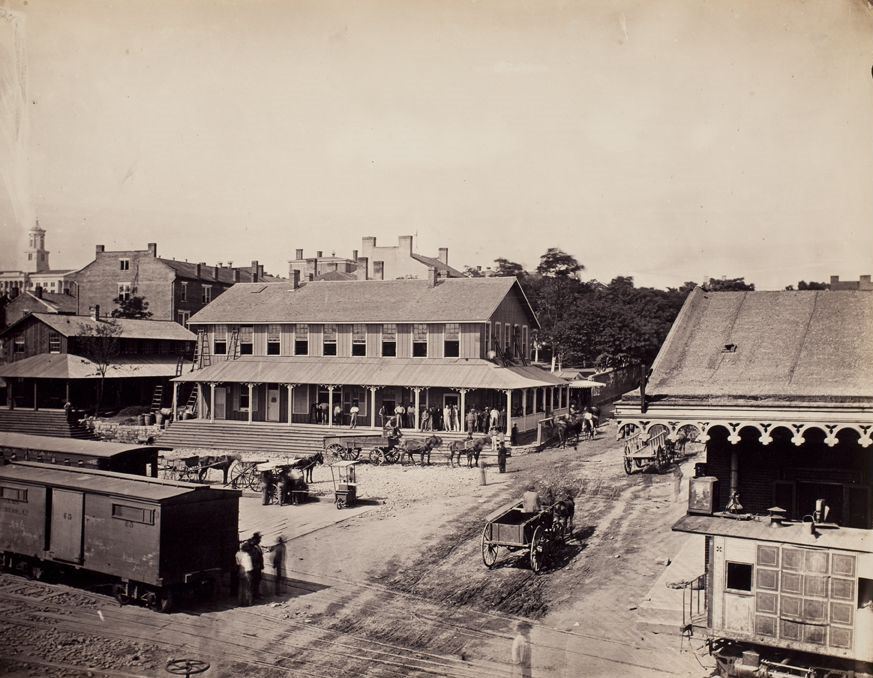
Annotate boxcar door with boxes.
[49,489,84,563]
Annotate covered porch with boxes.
[171,356,571,434]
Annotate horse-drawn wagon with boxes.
[480,501,562,573]
[256,461,310,505]
[622,428,675,474]
[323,433,401,465]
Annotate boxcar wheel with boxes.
[113,583,128,606]
[530,526,547,574]
[158,589,174,613]
[481,527,498,568]
[623,456,633,475]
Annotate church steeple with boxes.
[24,219,50,273]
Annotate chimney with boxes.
[316,250,323,258]
[427,266,438,287]
[251,260,259,283]
[356,257,369,281]
[290,270,301,289]
[830,275,840,285]
[147,242,157,257]
[233,269,240,282]
[295,248,304,260]
[362,236,376,250]
[374,261,384,280]
[258,264,264,279]
[399,235,413,254]
[213,265,219,279]
[34,285,43,299]
[438,247,448,265]
[351,249,358,261]
[195,263,202,277]
[95,245,105,254]
[91,304,101,321]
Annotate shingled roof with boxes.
[8,313,196,341]
[187,277,534,325]
[646,288,873,404]
[159,259,282,284]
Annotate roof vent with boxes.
[722,343,737,353]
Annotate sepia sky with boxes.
[1,0,872,289]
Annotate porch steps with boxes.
[157,420,479,456]
[0,409,95,439]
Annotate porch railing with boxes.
[681,573,707,636]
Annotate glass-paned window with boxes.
[444,323,460,358]
[112,504,155,525]
[119,258,130,271]
[323,324,337,356]
[352,324,366,356]
[412,323,428,357]
[202,285,212,303]
[180,282,188,301]
[48,332,61,354]
[214,325,227,355]
[239,325,254,355]
[726,562,753,592]
[14,335,25,353]
[267,324,281,355]
[382,324,397,357]
[239,388,250,411]
[117,282,132,302]
[295,324,309,355]
[177,310,190,328]
[523,326,529,360]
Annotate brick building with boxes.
[71,242,277,326]
[359,235,462,280]
[615,287,873,672]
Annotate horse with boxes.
[399,435,442,466]
[551,495,576,540]
[445,440,466,468]
[460,436,491,467]
[298,451,324,483]
[554,414,584,449]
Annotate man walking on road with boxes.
[510,621,532,677]
[270,535,286,595]
[235,543,254,606]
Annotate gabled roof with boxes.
[158,259,281,284]
[646,288,873,404]
[188,277,537,325]
[410,253,464,278]
[313,270,357,281]
[0,313,195,341]
[7,291,77,314]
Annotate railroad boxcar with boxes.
[0,461,240,611]
[0,431,166,477]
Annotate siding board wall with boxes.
[366,324,380,357]
[337,325,352,357]
[428,324,444,359]
[397,324,412,358]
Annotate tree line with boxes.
[464,248,828,369]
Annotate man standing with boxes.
[395,403,405,429]
[247,532,264,600]
[522,484,542,514]
[235,542,253,606]
[489,405,499,431]
[349,400,359,429]
[465,408,476,433]
[270,536,286,595]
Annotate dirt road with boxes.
[0,425,708,677]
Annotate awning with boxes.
[172,357,569,390]
[0,354,182,380]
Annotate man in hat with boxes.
[246,532,264,600]
[270,535,286,595]
[235,541,253,606]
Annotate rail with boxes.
[681,572,706,636]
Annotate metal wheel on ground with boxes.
[481,527,498,568]
[336,496,346,509]
[165,658,210,677]
[623,456,633,475]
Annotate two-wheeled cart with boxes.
[480,501,558,573]
[329,460,360,509]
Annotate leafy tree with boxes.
[536,248,583,278]
[493,257,525,278]
[76,319,123,414]
[796,280,829,290]
[112,294,153,319]
[703,277,755,292]
[462,265,484,278]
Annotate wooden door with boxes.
[50,490,84,563]
[214,387,227,420]
[266,386,280,422]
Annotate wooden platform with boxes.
[0,409,94,439]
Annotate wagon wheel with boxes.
[165,658,210,676]
[383,448,401,464]
[347,446,361,461]
[530,526,548,574]
[623,455,633,475]
[326,444,345,461]
[634,458,645,469]
[481,527,498,568]
[368,448,385,465]
[336,495,346,510]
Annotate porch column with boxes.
[286,384,294,425]
[65,381,70,404]
[369,386,377,428]
[521,389,527,420]
[505,389,513,434]
[171,382,178,420]
[247,383,253,424]
[7,381,12,409]
[209,383,216,422]
[328,385,335,426]
[459,389,467,432]
[33,381,38,411]
[413,387,421,429]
